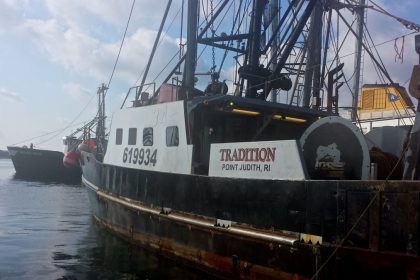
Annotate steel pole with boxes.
[351,0,366,121]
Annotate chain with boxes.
[210,0,216,74]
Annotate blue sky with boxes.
[0,0,419,151]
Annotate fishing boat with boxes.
[7,145,81,182]
[81,1,420,279]
[8,84,108,183]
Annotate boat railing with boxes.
[121,82,156,108]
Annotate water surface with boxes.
[0,159,215,280]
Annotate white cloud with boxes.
[44,0,173,32]
[0,1,23,33]
[14,14,180,90]
[62,83,91,101]
[0,87,22,102]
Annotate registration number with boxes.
[122,147,157,166]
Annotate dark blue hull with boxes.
[8,146,81,183]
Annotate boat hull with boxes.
[81,152,420,279]
[8,146,81,183]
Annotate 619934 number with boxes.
[123,147,157,166]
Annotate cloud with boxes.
[44,0,175,32]
[0,1,22,33]
[21,18,108,79]
[62,83,92,101]
[17,14,180,89]
[0,88,22,102]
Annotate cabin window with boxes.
[116,128,123,145]
[143,127,153,146]
[166,126,179,147]
[128,128,137,145]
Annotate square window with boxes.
[128,128,137,145]
[166,126,179,147]
[116,128,123,145]
[143,127,153,146]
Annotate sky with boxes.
[0,0,419,151]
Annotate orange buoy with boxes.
[63,151,80,168]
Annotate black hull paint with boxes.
[8,146,81,183]
[81,152,420,279]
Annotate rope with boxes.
[394,35,405,63]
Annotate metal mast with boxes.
[351,0,366,121]
[245,0,266,99]
[183,0,199,99]
[302,0,323,108]
[136,0,172,100]
[96,83,107,158]
[269,0,280,102]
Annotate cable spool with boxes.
[300,116,370,180]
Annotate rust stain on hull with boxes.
[82,160,420,279]
[93,213,309,280]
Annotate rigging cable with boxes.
[36,0,137,145]
[310,140,410,280]
[33,94,98,146]
[145,0,234,91]
[11,120,92,147]
[369,0,420,32]
[218,0,244,74]
[134,4,183,87]
[106,0,136,90]
[333,31,418,62]
[363,20,413,124]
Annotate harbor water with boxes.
[0,159,216,280]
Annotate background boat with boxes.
[7,145,81,183]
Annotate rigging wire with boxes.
[11,120,92,146]
[325,18,356,81]
[106,0,136,90]
[32,0,137,146]
[310,140,410,280]
[369,0,420,32]
[33,94,97,146]
[331,31,418,62]
[143,0,234,92]
[363,20,413,124]
[218,0,244,74]
[134,5,183,86]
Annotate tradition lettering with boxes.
[219,147,276,162]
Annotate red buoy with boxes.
[63,151,80,168]
[86,138,96,152]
